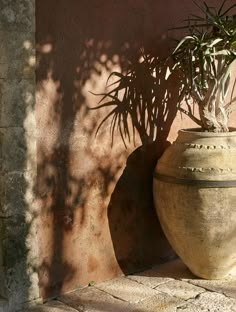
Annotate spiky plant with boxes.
[172,0,236,132]
[93,1,236,143]
[91,51,170,146]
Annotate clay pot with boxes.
[153,128,236,279]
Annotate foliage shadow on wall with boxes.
[94,53,179,273]
[36,0,180,299]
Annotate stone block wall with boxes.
[0,0,41,311]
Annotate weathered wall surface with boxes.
[35,0,236,300]
[0,0,41,311]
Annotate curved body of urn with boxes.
[153,128,236,279]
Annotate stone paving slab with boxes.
[25,300,78,312]
[59,286,132,312]
[127,270,173,289]
[59,287,186,312]
[187,278,236,299]
[155,279,205,300]
[95,277,157,304]
[131,292,185,312]
[25,259,236,312]
[177,292,236,312]
[150,259,196,279]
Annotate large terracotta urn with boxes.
[153,128,236,279]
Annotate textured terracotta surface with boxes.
[35,0,236,299]
[153,130,236,279]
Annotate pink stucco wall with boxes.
[36,0,236,299]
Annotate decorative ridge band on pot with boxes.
[153,172,236,188]
[173,142,236,150]
[181,167,235,173]
[178,128,236,137]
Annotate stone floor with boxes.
[26,259,236,312]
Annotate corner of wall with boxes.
[0,0,41,310]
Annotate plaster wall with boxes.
[35,0,235,300]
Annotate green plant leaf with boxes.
[221,3,236,17]
[211,50,231,55]
[172,36,195,55]
[209,38,223,47]
[218,0,227,15]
